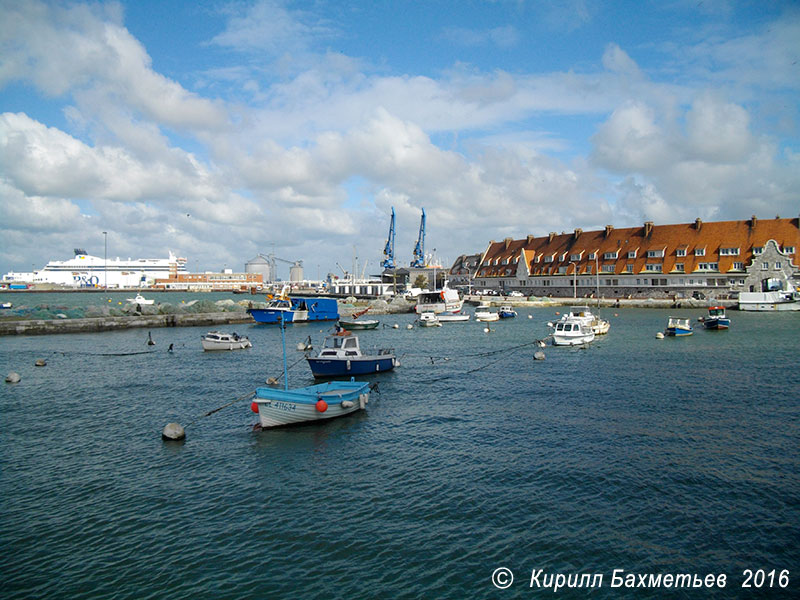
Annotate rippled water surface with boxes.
[2,306,798,598]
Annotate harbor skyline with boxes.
[1,1,799,278]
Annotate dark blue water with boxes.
[2,307,798,598]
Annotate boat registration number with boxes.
[274,401,296,412]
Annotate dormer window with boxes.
[544,255,554,263]
[627,249,637,259]
[560,252,568,262]
[783,246,795,254]
[719,247,740,256]
[694,247,706,257]
[570,253,582,261]
[588,252,597,260]
[647,248,665,258]
[753,246,764,255]
[603,251,618,260]
[676,248,687,257]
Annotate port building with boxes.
[460,216,799,299]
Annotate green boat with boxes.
[338,319,379,330]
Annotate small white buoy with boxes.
[528,314,532,319]
[484,327,491,333]
[537,340,546,347]
[5,372,21,383]
[656,332,665,339]
[162,422,185,441]
[393,323,399,329]
[533,351,546,360]
[406,324,413,329]
[35,358,47,367]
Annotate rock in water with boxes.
[162,422,185,441]
[35,359,47,367]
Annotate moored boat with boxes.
[665,316,693,336]
[127,293,154,305]
[551,316,595,346]
[738,290,800,311]
[253,379,372,427]
[475,310,499,322]
[437,311,470,322]
[414,282,463,314]
[498,305,517,319]
[338,319,379,330]
[201,331,252,351]
[700,306,731,330]
[559,305,610,335]
[418,312,442,327]
[306,332,396,377]
[247,285,339,324]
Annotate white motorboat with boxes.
[201,331,253,351]
[738,290,800,311]
[498,305,517,318]
[552,317,595,346]
[414,282,463,314]
[558,306,610,335]
[437,311,470,322]
[475,310,499,322]
[418,312,442,327]
[127,293,154,305]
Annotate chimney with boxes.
[504,237,512,250]
[750,215,757,229]
[644,221,654,237]
[526,234,535,244]
[695,217,702,231]
[574,228,582,240]
[605,225,614,238]
[549,232,556,243]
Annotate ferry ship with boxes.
[10,249,188,288]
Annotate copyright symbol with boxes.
[492,567,514,589]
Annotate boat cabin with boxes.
[319,334,361,357]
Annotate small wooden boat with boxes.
[665,316,693,336]
[475,310,499,322]
[306,332,396,377]
[418,312,442,327]
[251,318,374,427]
[201,331,252,351]
[437,311,470,322]
[338,318,379,330]
[700,306,731,330]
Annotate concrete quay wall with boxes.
[0,312,255,336]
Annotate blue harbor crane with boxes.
[410,208,426,268]
[381,207,396,269]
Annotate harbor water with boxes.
[1,303,798,598]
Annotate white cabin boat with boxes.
[475,310,499,322]
[552,317,595,346]
[437,311,470,322]
[201,331,252,351]
[738,290,800,311]
[418,312,442,327]
[414,283,463,314]
[558,306,610,335]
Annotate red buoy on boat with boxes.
[316,399,328,413]
[250,401,259,413]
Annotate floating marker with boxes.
[35,358,47,367]
[162,422,185,441]
[533,351,546,360]
[5,372,21,383]
[656,332,665,339]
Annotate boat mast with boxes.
[279,315,288,391]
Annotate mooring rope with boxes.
[183,390,257,429]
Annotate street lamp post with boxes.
[103,231,107,290]
[569,261,577,299]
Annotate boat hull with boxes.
[702,318,730,330]
[338,319,379,330]
[738,291,800,311]
[666,328,693,336]
[552,333,595,346]
[307,355,396,377]
[475,311,499,322]
[248,297,339,323]
[253,380,370,427]
[202,339,252,351]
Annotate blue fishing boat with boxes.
[251,317,372,427]
[306,331,396,377]
[247,285,339,324]
[700,306,731,330]
[665,316,693,336]
[498,304,517,318]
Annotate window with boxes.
[695,248,706,256]
[588,252,597,260]
[560,253,568,262]
[753,246,764,255]
[674,263,685,272]
[761,262,769,270]
[697,262,719,271]
[603,251,618,260]
[570,253,582,261]
[645,264,662,272]
[601,264,615,272]
[627,249,637,258]
[557,266,568,274]
[732,262,744,270]
[783,246,796,254]
[544,255,553,263]
[775,261,782,269]
[625,264,634,273]
[676,248,687,257]
[720,247,740,256]
[585,265,593,274]
[647,249,665,258]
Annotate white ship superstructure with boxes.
[28,249,187,288]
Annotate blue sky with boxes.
[1,0,799,278]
